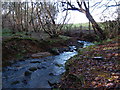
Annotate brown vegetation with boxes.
[56,36,120,89]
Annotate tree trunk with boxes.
[85,10,106,40]
[20,3,25,31]
[26,2,29,32]
[31,2,36,32]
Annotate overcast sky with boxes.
[56,0,119,24]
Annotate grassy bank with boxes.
[2,34,73,66]
[57,36,120,88]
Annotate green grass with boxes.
[2,28,16,36]
[0,29,2,36]
[59,35,71,40]
[93,38,113,45]
[62,23,93,31]
[2,28,38,42]
[44,35,70,43]
[2,28,29,37]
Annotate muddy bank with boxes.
[2,32,98,67]
[3,38,45,61]
[2,36,78,66]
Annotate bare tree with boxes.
[2,1,68,37]
[62,0,106,40]
[93,0,120,38]
[36,2,68,38]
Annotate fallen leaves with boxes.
[106,83,114,87]
[57,39,120,89]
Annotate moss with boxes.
[116,60,120,65]
[3,37,39,44]
[67,74,85,86]
[59,35,71,41]
[42,35,71,45]
[15,53,24,60]
[93,36,120,45]
[93,53,103,57]
[21,49,27,53]
[2,28,28,37]
[97,72,110,79]
[65,56,80,71]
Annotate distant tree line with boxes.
[2,0,120,40]
[2,1,68,38]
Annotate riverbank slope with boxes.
[2,35,80,66]
[57,36,120,88]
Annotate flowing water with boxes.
[2,41,93,88]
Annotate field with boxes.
[62,23,93,31]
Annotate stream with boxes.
[2,41,94,88]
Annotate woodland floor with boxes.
[56,35,120,89]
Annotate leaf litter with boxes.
[56,38,120,89]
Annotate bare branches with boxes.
[35,2,68,38]
[63,8,80,11]
[62,0,86,13]
[62,0,106,40]
[83,1,88,10]
[77,0,82,8]
[108,4,120,7]
[91,0,119,13]
[62,1,77,11]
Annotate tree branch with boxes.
[83,1,88,10]
[108,4,120,7]
[63,8,80,11]
[77,1,82,8]
[62,1,85,13]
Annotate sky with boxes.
[56,0,119,24]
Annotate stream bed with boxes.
[2,41,93,88]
